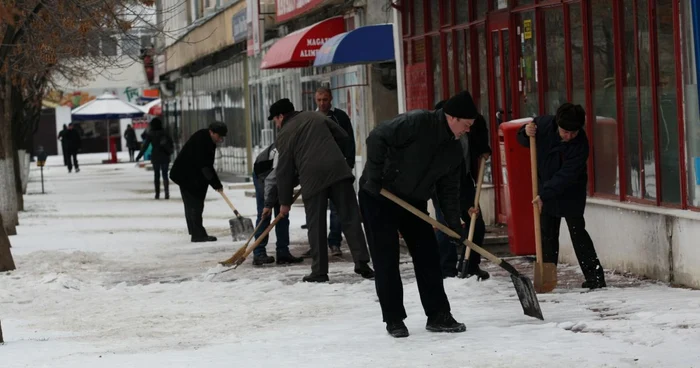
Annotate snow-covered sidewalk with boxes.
[2,153,700,367]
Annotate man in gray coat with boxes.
[270,98,374,283]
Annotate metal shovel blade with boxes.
[510,274,544,320]
[229,217,254,241]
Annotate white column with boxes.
[392,5,406,114]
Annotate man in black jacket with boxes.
[62,123,82,173]
[136,118,174,199]
[170,122,227,243]
[516,103,606,289]
[431,100,492,280]
[359,91,478,338]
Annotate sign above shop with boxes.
[276,0,326,23]
[260,16,345,69]
[232,9,247,42]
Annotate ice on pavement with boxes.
[1,153,700,367]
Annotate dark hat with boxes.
[209,121,228,136]
[555,103,586,131]
[434,100,446,110]
[268,98,295,121]
[149,117,163,130]
[442,91,478,119]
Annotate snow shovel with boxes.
[530,135,558,293]
[219,217,266,267]
[458,156,487,279]
[381,189,544,321]
[219,191,255,241]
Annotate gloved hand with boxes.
[448,225,467,248]
[362,179,382,197]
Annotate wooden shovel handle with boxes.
[530,135,543,265]
[220,190,244,218]
[465,157,487,261]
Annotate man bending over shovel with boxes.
[358,90,479,338]
[516,103,606,290]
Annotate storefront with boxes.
[399,0,700,288]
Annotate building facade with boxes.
[396,0,700,288]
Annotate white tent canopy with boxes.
[71,93,145,121]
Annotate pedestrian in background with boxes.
[136,118,174,200]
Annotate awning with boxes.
[260,16,345,69]
[71,93,145,121]
[313,24,395,67]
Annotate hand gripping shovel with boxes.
[381,189,544,320]
[530,135,558,293]
[219,191,255,241]
[458,157,487,279]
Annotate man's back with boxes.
[170,129,217,195]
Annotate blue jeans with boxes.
[252,172,290,257]
[328,200,342,247]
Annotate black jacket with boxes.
[465,114,492,181]
[361,109,463,231]
[124,128,138,149]
[325,108,355,168]
[62,129,81,154]
[136,128,173,164]
[516,115,588,217]
[169,129,222,199]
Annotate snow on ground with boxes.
[2,153,700,367]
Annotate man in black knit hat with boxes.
[170,121,228,243]
[359,90,478,338]
[516,103,606,290]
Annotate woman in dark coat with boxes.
[124,124,138,162]
[136,118,174,199]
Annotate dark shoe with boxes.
[75,168,80,173]
[465,266,490,281]
[155,194,160,199]
[329,245,342,257]
[354,262,375,279]
[302,274,329,283]
[426,312,466,333]
[191,235,217,243]
[582,279,606,289]
[442,268,458,279]
[164,193,170,200]
[386,320,409,338]
[276,253,304,265]
[301,224,308,229]
[301,248,312,258]
[253,254,275,266]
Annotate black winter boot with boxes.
[426,312,466,333]
[276,252,303,265]
[354,262,375,279]
[302,274,329,283]
[386,320,409,338]
[253,254,275,266]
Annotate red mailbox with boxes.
[499,118,536,256]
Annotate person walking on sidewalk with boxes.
[62,123,81,173]
[57,124,69,168]
[136,118,174,200]
[169,121,227,243]
[516,103,606,289]
[271,98,374,283]
[358,91,479,338]
[250,142,304,266]
[430,100,492,280]
[124,124,139,162]
[300,87,356,257]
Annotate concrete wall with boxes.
[558,198,700,288]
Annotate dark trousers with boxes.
[180,188,207,239]
[304,179,370,276]
[328,200,342,247]
[541,214,605,283]
[433,174,484,276]
[252,172,290,257]
[152,162,169,197]
[128,148,136,162]
[359,189,451,323]
[65,152,79,172]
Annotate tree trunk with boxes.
[0,213,16,272]
[0,82,19,236]
[0,319,4,344]
[13,148,24,213]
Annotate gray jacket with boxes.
[263,148,279,208]
[275,111,353,206]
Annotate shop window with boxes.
[623,0,642,198]
[431,1,440,31]
[431,35,443,106]
[447,32,456,96]
[570,4,585,107]
[476,0,488,19]
[518,11,538,118]
[477,26,491,184]
[456,1,469,25]
[656,0,681,204]
[543,9,566,115]
[518,0,534,5]
[413,0,425,35]
[591,0,619,196]
[465,30,473,93]
[683,0,700,207]
[457,30,468,92]
[413,38,426,63]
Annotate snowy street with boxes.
[2,154,700,368]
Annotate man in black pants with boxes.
[170,122,227,243]
[516,103,606,289]
[271,98,374,283]
[62,123,81,173]
[359,91,478,338]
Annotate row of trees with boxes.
[0,0,159,271]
